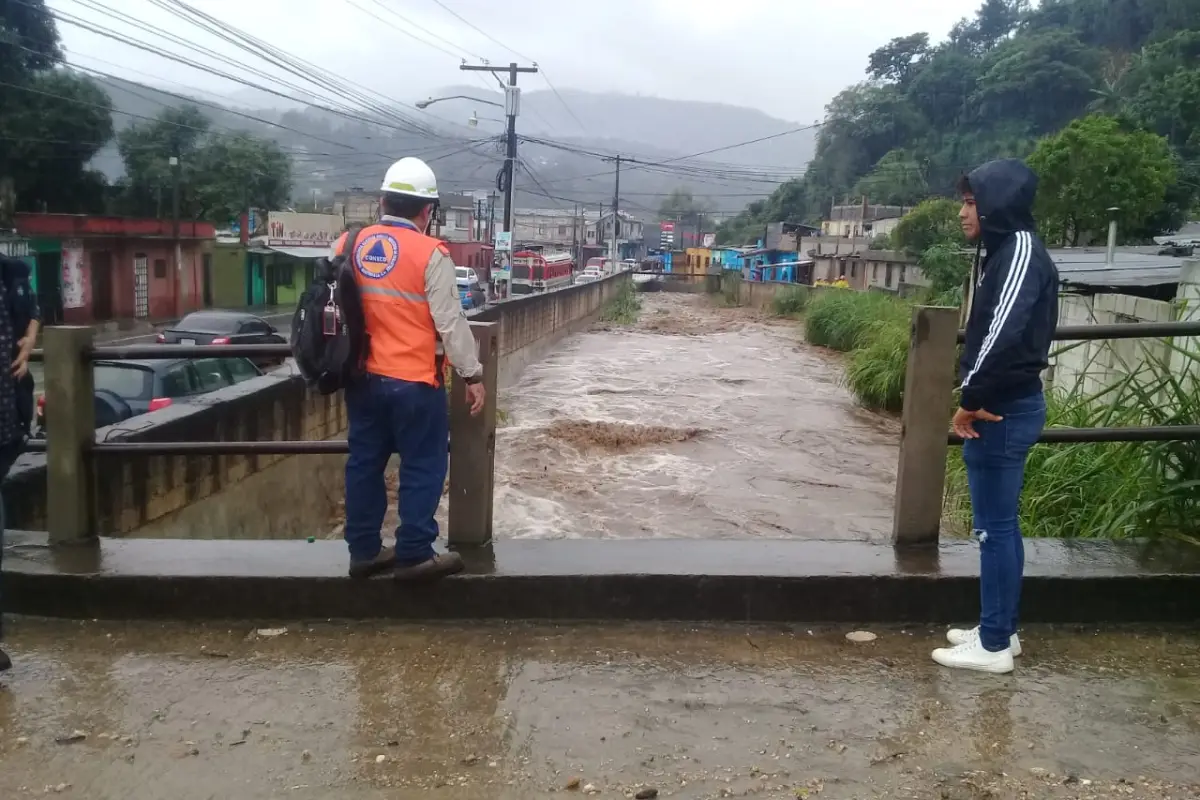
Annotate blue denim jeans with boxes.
[0,439,23,641]
[962,391,1046,652]
[344,374,447,567]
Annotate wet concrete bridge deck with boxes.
[2,620,1199,799]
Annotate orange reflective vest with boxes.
[334,219,444,386]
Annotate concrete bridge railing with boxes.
[21,272,631,545]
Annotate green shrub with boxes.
[600,279,641,324]
[770,285,809,317]
[805,289,908,353]
[845,316,909,411]
[721,271,742,307]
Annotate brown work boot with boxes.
[393,552,465,582]
[348,546,396,579]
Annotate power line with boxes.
[538,69,588,135]
[426,0,533,62]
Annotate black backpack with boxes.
[290,225,369,394]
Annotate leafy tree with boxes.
[853,149,928,206]
[905,47,983,129]
[1027,115,1177,245]
[971,30,1101,135]
[657,187,709,226]
[867,33,930,84]
[919,241,974,294]
[0,0,113,215]
[719,0,1198,252]
[117,104,292,223]
[890,198,965,255]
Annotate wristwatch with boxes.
[464,373,483,386]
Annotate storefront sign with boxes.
[265,211,343,248]
[494,231,512,252]
[62,240,85,309]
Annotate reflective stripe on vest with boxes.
[341,221,442,386]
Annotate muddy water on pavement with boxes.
[3,621,1200,799]
[488,292,899,541]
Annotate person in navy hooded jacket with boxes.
[933,159,1058,675]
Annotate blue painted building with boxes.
[741,247,814,284]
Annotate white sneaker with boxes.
[932,639,1014,674]
[946,626,1022,656]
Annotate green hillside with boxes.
[718,0,1200,245]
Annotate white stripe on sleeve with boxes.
[961,231,1032,389]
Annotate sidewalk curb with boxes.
[5,536,1200,623]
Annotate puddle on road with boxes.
[3,620,1199,799]
[487,292,899,541]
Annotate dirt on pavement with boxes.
[2,620,1199,799]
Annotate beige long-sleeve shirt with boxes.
[422,244,484,380]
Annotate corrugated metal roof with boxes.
[1049,248,1186,288]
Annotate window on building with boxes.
[850,263,858,279]
[899,266,906,285]
[558,226,567,236]
[872,264,878,282]
[153,258,167,279]
[885,264,894,288]
[455,211,470,228]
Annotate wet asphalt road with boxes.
[1,621,1199,799]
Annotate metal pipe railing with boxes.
[953,319,1200,344]
[893,304,1200,548]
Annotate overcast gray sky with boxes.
[54,0,969,123]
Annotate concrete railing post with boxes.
[892,306,959,547]
[44,326,97,544]
[448,322,499,547]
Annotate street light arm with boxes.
[417,94,504,110]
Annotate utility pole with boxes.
[601,155,622,268]
[459,61,538,236]
[170,152,182,316]
[488,191,497,243]
[571,202,579,267]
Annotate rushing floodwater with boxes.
[485,292,900,542]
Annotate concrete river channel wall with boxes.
[3,273,631,539]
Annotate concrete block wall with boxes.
[736,279,805,310]
[1050,292,1174,396]
[5,272,631,537]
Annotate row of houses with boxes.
[0,209,496,326]
[334,189,646,259]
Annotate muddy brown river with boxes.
[487,292,900,541]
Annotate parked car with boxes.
[36,356,263,436]
[455,266,486,309]
[576,266,604,284]
[158,310,286,368]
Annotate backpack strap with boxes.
[339,224,366,260]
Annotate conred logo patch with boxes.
[355,232,400,278]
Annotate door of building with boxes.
[35,251,64,325]
[201,253,213,307]
[133,254,149,318]
[247,253,266,306]
[91,250,114,321]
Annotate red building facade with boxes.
[15,214,215,325]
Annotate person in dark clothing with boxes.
[932,159,1058,675]
[0,254,39,674]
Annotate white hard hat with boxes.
[380,157,439,200]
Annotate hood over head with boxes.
[0,255,31,289]
[965,158,1038,253]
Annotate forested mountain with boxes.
[85,77,811,219]
[718,0,1200,245]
